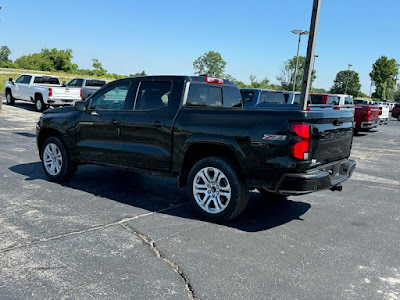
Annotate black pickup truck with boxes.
[36,76,356,222]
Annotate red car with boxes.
[354,104,380,131]
[391,104,400,121]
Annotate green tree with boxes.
[330,70,361,97]
[0,45,11,62]
[370,56,398,100]
[41,48,77,72]
[277,56,316,91]
[129,71,147,77]
[193,51,226,77]
[92,59,107,77]
[394,83,400,102]
[14,52,53,71]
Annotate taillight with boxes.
[379,107,382,115]
[290,124,311,160]
[205,77,223,84]
[333,106,340,110]
[80,89,82,98]
[48,88,53,97]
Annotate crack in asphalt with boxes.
[120,223,197,300]
[0,203,183,254]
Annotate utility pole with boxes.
[299,0,321,111]
[345,64,352,94]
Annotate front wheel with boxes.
[41,137,77,182]
[187,157,248,222]
[6,91,15,105]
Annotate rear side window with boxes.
[187,83,222,107]
[240,91,255,104]
[328,96,339,105]
[345,97,353,105]
[259,91,285,104]
[135,81,172,110]
[34,76,60,85]
[86,80,106,87]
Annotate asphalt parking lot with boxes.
[0,97,399,300]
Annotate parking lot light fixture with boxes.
[292,30,309,92]
[345,64,352,94]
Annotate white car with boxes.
[5,74,82,111]
[376,102,390,124]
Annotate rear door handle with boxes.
[151,121,162,127]
[110,119,120,125]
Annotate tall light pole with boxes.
[309,54,318,92]
[395,63,400,90]
[369,80,375,100]
[345,64,352,94]
[291,30,309,92]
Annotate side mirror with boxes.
[75,101,86,112]
[62,81,67,87]
[8,77,13,82]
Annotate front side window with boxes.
[15,76,24,83]
[135,81,172,110]
[67,79,77,87]
[240,91,255,104]
[89,82,130,110]
[187,83,222,107]
[21,76,32,84]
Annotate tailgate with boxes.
[307,110,354,164]
[51,87,81,100]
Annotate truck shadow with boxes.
[9,162,311,233]
[6,101,38,112]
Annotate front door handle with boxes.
[151,121,162,127]
[110,119,120,125]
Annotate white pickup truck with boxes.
[5,74,81,111]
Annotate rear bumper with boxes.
[46,98,81,106]
[273,159,356,196]
[360,120,378,129]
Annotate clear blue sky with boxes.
[1,0,399,94]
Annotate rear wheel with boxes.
[187,157,248,222]
[6,91,15,105]
[397,115,400,121]
[35,95,47,112]
[40,136,77,182]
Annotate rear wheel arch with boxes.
[179,143,245,188]
[37,128,67,160]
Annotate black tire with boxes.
[6,91,15,105]
[35,95,47,112]
[397,115,400,121]
[187,156,248,222]
[257,188,287,201]
[40,136,77,182]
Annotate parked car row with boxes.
[4,74,106,112]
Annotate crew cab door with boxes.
[75,81,133,164]
[119,78,182,172]
[14,75,32,100]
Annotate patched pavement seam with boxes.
[0,203,183,254]
[120,223,198,300]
